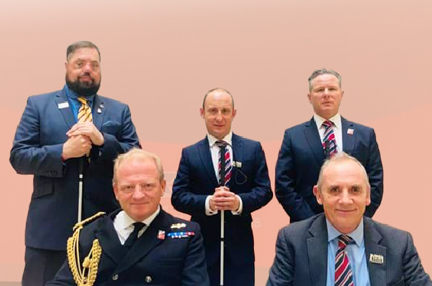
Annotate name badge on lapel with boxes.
[369,254,384,264]
[58,102,69,109]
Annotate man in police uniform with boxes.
[47,149,209,285]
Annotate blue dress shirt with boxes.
[326,218,370,286]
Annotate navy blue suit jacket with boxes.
[47,208,209,286]
[275,117,383,222]
[267,214,432,286]
[171,133,273,268]
[10,88,140,250]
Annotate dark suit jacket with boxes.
[10,88,140,250]
[267,214,432,286]
[275,117,383,222]
[47,208,210,286]
[171,133,273,268]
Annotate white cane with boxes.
[77,158,85,222]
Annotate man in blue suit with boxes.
[276,68,383,222]
[10,41,140,286]
[172,88,273,286]
[268,153,431,286]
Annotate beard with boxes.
[66,74,101,97]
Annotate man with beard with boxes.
[10,41,140,286]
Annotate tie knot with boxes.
[322,120,333,128]
[77,96,88,105]
[215,140,228,148]
[132,222,146,232]
[338,234,353,248]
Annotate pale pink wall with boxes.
[1,0,431,283]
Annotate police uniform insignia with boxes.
[170,223,186,229]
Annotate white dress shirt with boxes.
[113,206,160,244]
[205,132,243,216]
[313,113,343,153]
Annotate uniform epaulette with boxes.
[67,212,105,285]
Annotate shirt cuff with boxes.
[205,195,218,216]
[231,195,243,215]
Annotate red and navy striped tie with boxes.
[322,120,338,158]
[216,140,232,186]
[335,234,354,286]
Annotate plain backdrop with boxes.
[1,0,431,284]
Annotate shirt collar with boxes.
[207,132,233,147]
[64,84,95,104]
[116,205,161,230]
[326,217,364,247]
[314,113,342,130]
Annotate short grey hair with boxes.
[113,148,164,185]
[66,41,101,61]
[308,68,342,91]
[316,152,370,191]
[202,88,235,109]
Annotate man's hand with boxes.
[209,187,240,212]
[62,135,92,160]
[66,122,104,146]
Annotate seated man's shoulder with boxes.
[367,218,411,241]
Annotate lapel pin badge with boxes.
[369,254,384,264]
[347,128,354,135]
[58,102,69,109]
[157,230,165,240]
[232,161,242,168]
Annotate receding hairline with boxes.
[113,148,164,185]
[202,88,235,109]
[66,41,101,62]
[317,152,370,191]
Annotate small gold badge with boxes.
[369,254,384,264]
[171,223,186,229]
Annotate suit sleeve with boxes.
[275,130,315,221]
[266,228,294,286]
[402,233,432,285]
[171,148,208,217]
[364,129,383,218]
[93,104,140,162]
[10,96,65,178]
[237,142,273,215]
[181,224,210,286]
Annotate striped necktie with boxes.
[215,140,232,187]
[77,97,93,123]
[322,120,337,158]
[335,235,354,286]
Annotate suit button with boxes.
[145,276,152,283]
[112,274,118,280]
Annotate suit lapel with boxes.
[364,218,386,286]
[303,118,325,165]
[96,212,127,264]
[198,137,219,186]
[114,209,170,274]
[341,117,355,155]
[231,134,243,191]
[55,89,75,129]
[307,215,328,286]
[92,95,105,131]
